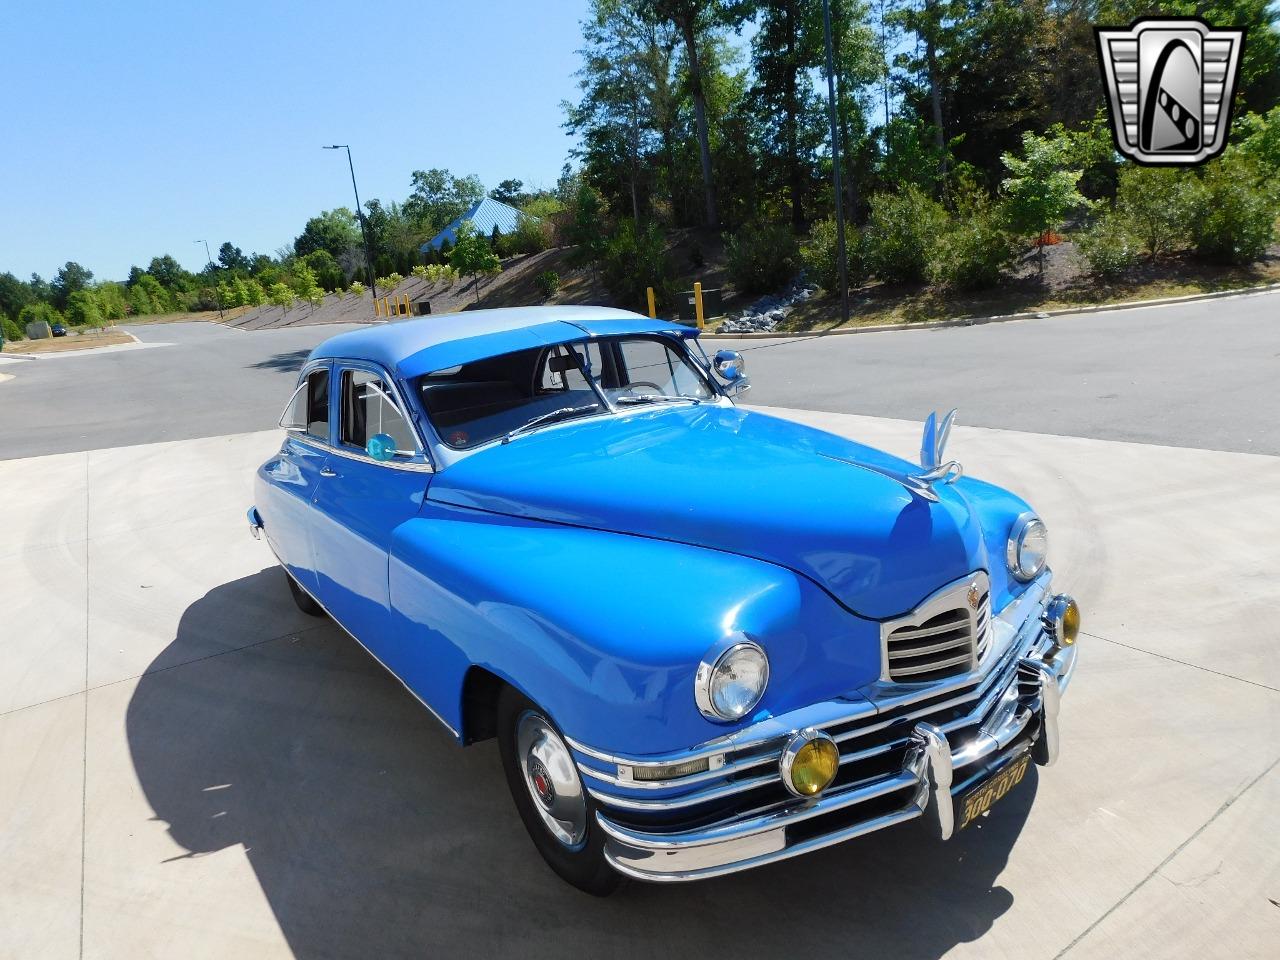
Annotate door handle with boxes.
[319,467,338,478]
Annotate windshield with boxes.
[417,334,714,450]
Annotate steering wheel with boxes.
[620,381,665,396]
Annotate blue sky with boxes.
[0,0,592,281]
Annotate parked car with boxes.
[250,306,1079,894]
[51,322,67,337]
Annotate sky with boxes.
[0,0,592,281]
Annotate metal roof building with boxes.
[421,196,537,252]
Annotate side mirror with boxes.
[713,349,746,381]
[366,433,398,462]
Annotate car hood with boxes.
[427,406,991,620]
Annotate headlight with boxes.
[780,729,840,797]
[1007,513,1049,581]
[695,638,769,722]
[1044,594,1080,646]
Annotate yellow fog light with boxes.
[1044,594,1081,647]
[780,729,840,798]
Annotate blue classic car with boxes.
[249,306,1079,894]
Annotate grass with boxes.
[781,245,1280,333]
[2,329,134,354]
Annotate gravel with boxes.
[715,278,816,333]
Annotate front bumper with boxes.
[570,574,1076,883]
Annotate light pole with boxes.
[194,239,225,321]
[323,145,379,303]
[822,0,850,328]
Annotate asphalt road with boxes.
[716,288,1280,456]
[1,289,1278,459]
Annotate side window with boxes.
[613,338,712,399]
[340,369,416,456]
[282,368,330,440]
[538,342,601,393]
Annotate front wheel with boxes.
[285,570,325,617]
[497,686,621,896]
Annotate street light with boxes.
[322,145,379,303]
[194,239,225,321]
[821,0,851,328]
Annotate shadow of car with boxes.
[126,567,1036,958]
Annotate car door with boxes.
[309,362,432,653]
[261,362,333,594]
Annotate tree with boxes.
[133,274,171,313]
[65,290,103,327]
[95,282,128,320]
[448,224,502,302]
[999,130,1086,271]
[294,208,360,260]
[492,179,527,205]
[218,242,251,272]
[300,250,344,291]
[267,282,296,312]
[1115,166,1193,258]
[648,0,730,227]
[403,169,484,230]
[50,261,94,309]
[0,271,32,321]
[146,255,187,290]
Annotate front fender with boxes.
[387,502,881,755]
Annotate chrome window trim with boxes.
[282,358,435,474]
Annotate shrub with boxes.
[423,263,460,286]
[411,264,429,278]
[725,222,799,295]
[1115,166,1193,257]
[95,282,128,321]
[800,218,868,295]
[2,314,24,342]
[376,272,404,290]
[131,274,170,313]
[1075,214,1141,279]
[929,190,1015,290]
[1234,106,1280,181]
[1187,155,1277,264]
[535,270,560,300]
[237,277,265,307]
[217,281,240,309]
[65,289,104,326]
[600,220,675,310]
[507,213,551,256]
[19,301,64,332]
[865,187,947,284]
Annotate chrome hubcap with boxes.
[517,712,587,848]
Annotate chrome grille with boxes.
[881,572,991,684]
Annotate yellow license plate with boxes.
[957,750,1032,830]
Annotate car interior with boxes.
[417,335,712,449]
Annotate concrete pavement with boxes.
[2,410,1276,959]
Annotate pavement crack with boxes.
[1082,631,1279,694]
[1054,753,1280,958]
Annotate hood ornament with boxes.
[916,409,963,491]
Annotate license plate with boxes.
[957,749,1032,830]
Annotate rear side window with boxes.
[282,368,330,440]
[340,369,417,456]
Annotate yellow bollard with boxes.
[646,286,656,319]
[402,293,410,316]
[693,281,705,329]
[373,297,381,317]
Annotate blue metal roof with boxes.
[422,197,535,251]
[307,306,697,379]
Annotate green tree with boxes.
[133,274,171,313]
[267,282,296,311]
[1187,154,1278,264]
[95,282,129,321]
[864,185,947,283]
[146,255,188,290]
[294,208,360,260]
[65,289,104,326]
[0,271,33,321]
[492,179,527,205]
[18,302,64,332]
[403,169,484,230]
[301,250,344,291]
[448,224,502,302]
[50,261,94,309]
[999,130,1086,271]
[218,242,251,272]
[238,277,265,307]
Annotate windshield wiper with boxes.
[502,403,600,443]
[614,394,702,406]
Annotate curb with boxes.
[699,281,1280,340]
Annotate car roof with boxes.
[307,305,698,379]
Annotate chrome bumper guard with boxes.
[247,506,263,540]
[576,574,1077,883]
